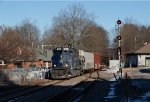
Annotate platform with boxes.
[123,67,150,89]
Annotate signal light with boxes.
[117,36,121,40]
[117,47,121,55]
[117,20,121,25]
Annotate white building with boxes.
[125,43,150,67]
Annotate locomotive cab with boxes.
[51,47,81,79]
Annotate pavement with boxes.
[123,67,150,89]
[79,67,150,102]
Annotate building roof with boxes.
[35,48,53,61]
[135,43,150,54]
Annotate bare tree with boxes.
[17,19,40,48]
[0,25,36,63]
[43,4,94,47]
[79,23,109,55]
[121,23,139,54]
[42,4,109,64]
[0,27,22,61]
[142,26,150,44]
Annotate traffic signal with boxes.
[117,47,121,55]
[117,36,121,40]
[117,20,121,25]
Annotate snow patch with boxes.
[104,83,117,99]
[106,67,119,73]
[141,91,150,100]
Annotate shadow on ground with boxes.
[139,68,150,73]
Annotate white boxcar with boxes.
[79,50,94,70]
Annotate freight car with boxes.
[51,47,100,79]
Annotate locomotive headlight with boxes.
[60,55,62,59]
[65,64,68,67]
[54,65,56,67]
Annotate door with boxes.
[145,57,150,67]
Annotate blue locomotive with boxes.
[51,47,83,79]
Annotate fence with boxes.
[0,67,51,85]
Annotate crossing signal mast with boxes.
[116,19,122,78]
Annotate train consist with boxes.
[51,47,101,79]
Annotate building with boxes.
[125,43,150,67]
[6,47,53,69]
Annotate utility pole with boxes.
[116,19,122,78]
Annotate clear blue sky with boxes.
[0,1,150,40]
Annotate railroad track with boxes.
[0,80,64,102]
[0,80,52,96]
[1,71,98,102]
[43,77,97,102]
[0,85,23,95]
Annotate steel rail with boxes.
[0,80,63,102]
[43,77,96,102]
